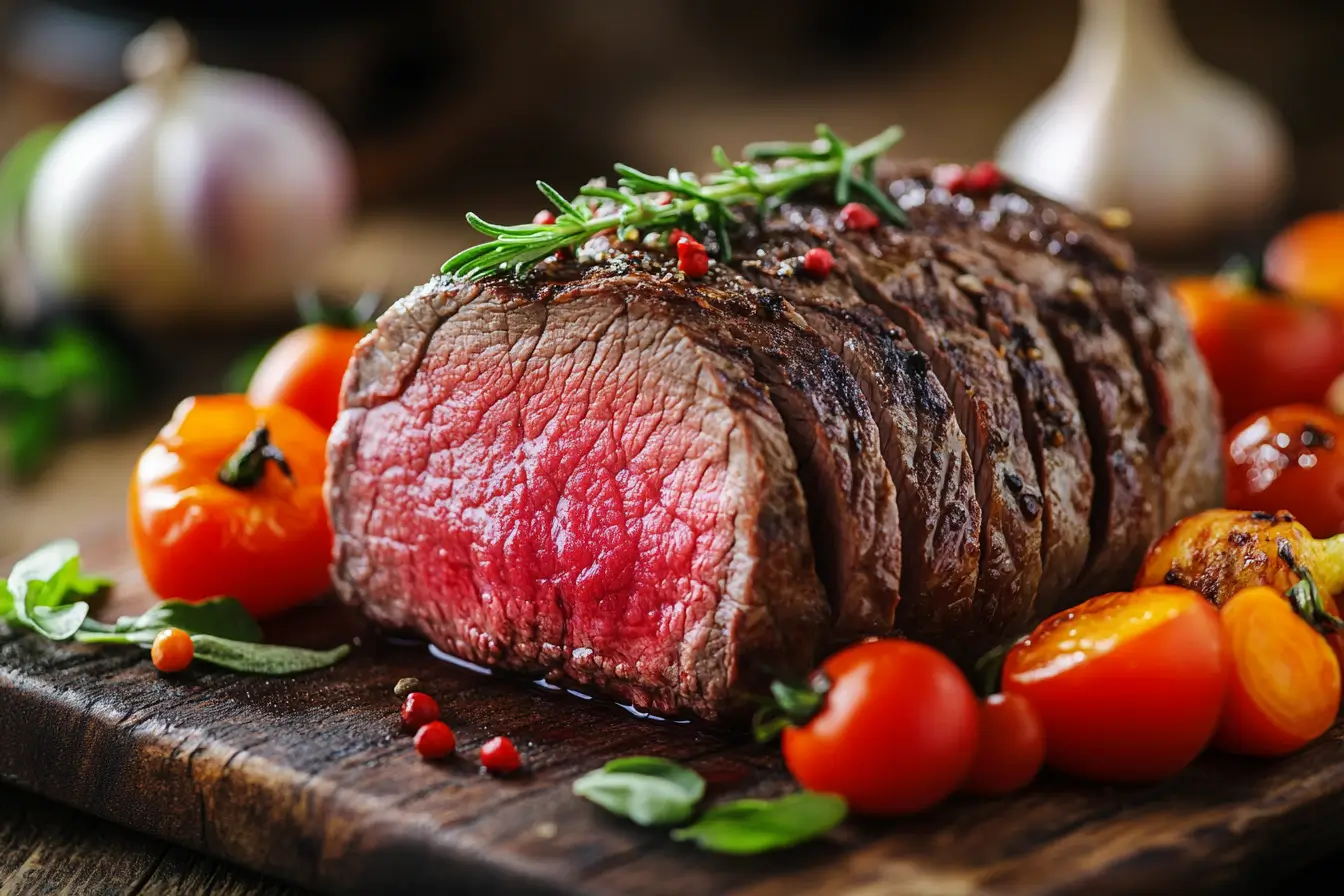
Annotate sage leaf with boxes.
[573,757,706,826]
[190,635,350,675]
[116,597,262,644]
[670,792,847,855]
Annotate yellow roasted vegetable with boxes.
[1135,509,1344,611]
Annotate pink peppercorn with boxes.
[837,202,879,231]
[802,247,835,279]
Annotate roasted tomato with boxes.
[130,395,333,618]
[1171,276,1344,426]
[1215,586,1341,757]
[1226,406,1344,538]
[1135,508,1344,607]
[246,323,366,431]
[961,692,1046,797]
[774,639,979,815]
[1264,211,1344,306]
[1002,587,1230,782]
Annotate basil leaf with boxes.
[573,757,707,826]
[8,539,80,607]
[69,574,114,596]
[670,792,847,855]
[29,601,90,640]
[115,598,263,643]
[190,635,350,675]
[0,580,13,622]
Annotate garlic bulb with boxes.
[996,0,1290,254]
[24,21,354,327]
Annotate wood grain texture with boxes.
[0,529,1340,895]
[0,784,306,896]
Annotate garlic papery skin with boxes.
[24,21,354,327]
[996,0,1290,254]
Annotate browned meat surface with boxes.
[328,161,1223,718]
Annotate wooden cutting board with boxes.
[3,528,1344,895]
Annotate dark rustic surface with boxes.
[4,531,1344,895]
[0,784,305,895]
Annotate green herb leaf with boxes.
[441,124,907,280]
[7,539,81,602]
[5,539,89,636]
[573,757,707,826]
[75,597,264,646]
[670,792,847,855]
[190,635,350,675]
[29,601,89,640]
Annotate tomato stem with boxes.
[751,672,831,743]
[972,635,1027,697]
[217,425,294,489]
[1279,538,1344,634]
[296,285,381,330]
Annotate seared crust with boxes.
[732,224,981,648]
[818,212,1047,652]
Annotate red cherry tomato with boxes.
[1003,586,1230,783]
[780,639,979,815]
[961,692,1046,797]
[1172,277,1344,427]
[1226,405,1344,537]
[246,324,366,431]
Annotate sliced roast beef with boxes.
[807,210,1047,649]
[329,157,1224,719]
[879,165,1169,598]
[638,257,905,639]
[921,174,1223,530]
[328,272,832,720]
[730,225,982,647]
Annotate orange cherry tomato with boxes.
[150,627,194,673]
[130,395,333,618]
[246,324,365,431]
[961,692,1046,797]
[1264,211,1344,306]
[1214,586,1341,757]
[1003,586,1230,783]
[1226,405,1344,538]
[781,639,979,815]
[1171,277,1344,427]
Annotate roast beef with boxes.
[328,165,1223,719]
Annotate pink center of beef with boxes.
[347,298,742,694]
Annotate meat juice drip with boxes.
[426,643,691,724]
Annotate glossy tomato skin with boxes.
[1003,587,1230,783]
[1264,211,1344,306]
[1214,587,1341,758]
[246,324,366,431]
[782,639,978,815]
[129,395,333,618]
[1225,405,1344,537]
[1172,278,1344,427]
[961,692,1046,797]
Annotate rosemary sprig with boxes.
[441,124,907,281]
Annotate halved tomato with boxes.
[1002,586,1230,782]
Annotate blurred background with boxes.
[1,0,1343,554]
